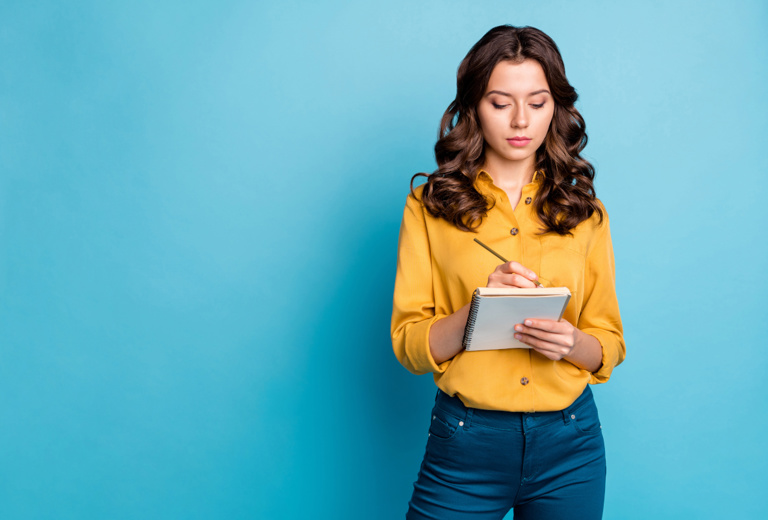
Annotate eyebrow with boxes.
[485,89,551,98]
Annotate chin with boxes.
[504,152,535,162]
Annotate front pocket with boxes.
[428,409,461,441]
[569,401,602,436]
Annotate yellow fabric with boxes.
[390,169,626,412]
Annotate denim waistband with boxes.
[434,385,594,431]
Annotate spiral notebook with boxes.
[461,287,572,351]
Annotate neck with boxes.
[481,154,537,191]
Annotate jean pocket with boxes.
[569,400,602,436]
[428,407,462,441]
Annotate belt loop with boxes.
[562,400,575,424]
[563,393,581,424]
[464,407,474,428]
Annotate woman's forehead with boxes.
[486,60,549,95]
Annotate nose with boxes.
[510,102,528,128]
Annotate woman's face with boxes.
[477,59,555,170]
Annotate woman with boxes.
[391,25,626,519]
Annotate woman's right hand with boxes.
[487,261,540,288]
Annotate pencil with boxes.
[473,238,544,288]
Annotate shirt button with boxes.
[510,228,519,236]
[459,421,464,427]
[525,197,532,204]
[520,377,529,385]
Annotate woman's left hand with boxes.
[513,318,579,361]
[514,318,603,372]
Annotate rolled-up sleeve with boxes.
[391,193,451,375]
[577,208,626,384]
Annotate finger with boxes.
[514,324,572,347]
[489,272,538,288]
[499,261,539,283]
[514,333,565,360]
[519,319,567,333]
[498,273,538,288]
[516,333,572,359]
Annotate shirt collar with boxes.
[475,168,545,193]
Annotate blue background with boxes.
[1,1,766,518]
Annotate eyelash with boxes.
[492,103,545,110]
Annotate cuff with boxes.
[582,328,622,384]
[404,314,452,375]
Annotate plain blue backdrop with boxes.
[1,1,767,518]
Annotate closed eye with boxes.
[492,102,546,110]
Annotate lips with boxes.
[507,137,531,147]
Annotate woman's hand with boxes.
[429,261,540,365]
[513,318,577,360]
[513,318,602,372]
[487,261,540,288]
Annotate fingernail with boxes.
[524,320,532,326]
[515,324,522,332]
[514,334,521,339]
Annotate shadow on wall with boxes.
[281,148,437,514]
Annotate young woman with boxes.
[391,25,626,519]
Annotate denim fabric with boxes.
[406,385,606,519]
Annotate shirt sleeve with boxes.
[390,192,452,375]
[577,206,627,384]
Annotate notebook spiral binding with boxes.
[461,289,482,350]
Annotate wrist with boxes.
[564,328,602,373]
[428,304,470,365]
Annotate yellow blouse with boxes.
[390,169,626,412]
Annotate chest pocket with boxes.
[538,242,586,309]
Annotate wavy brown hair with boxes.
[410,25,603,235]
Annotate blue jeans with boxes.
[406,385,606,519]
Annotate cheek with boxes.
[536,113,554,140]
[544,109,555,131]
[477,107,492,127]
[477,113,489,137]
[478,115,500,140]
